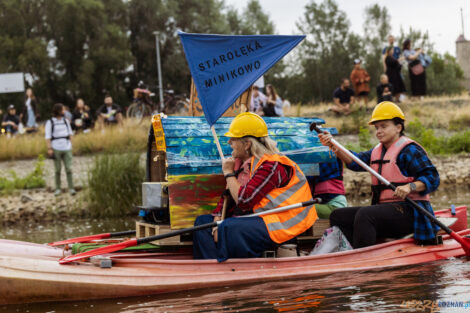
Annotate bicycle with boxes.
[126,88,190,123]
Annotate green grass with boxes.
[86,153,145,217]
[407,119,470,155]
[0,155,46,193]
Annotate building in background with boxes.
[456,34,470,91]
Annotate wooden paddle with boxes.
[58,198,321,264]
[310,123,470,256]
[48,230,136,247]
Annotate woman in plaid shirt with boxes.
[193,113,316,261]
[319,101,440,249]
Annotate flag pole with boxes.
[211,125,225,161]
[210,125,228,225]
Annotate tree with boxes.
[294,0,363,102]
[127,0,172,93]
[0,0,50,112]
[44,0,131,112]
[227,0,275,35]
[362,4,391,97]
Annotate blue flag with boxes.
[178,32,305,126]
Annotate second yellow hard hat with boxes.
[368,101,405,125]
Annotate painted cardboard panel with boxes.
[168,174,225,229]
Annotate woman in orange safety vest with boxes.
[193,112,318,261]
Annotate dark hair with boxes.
[341,78,349,84]
[253,85,259,90]
[392,117,405,136]
[104,94,112,100]
[402,39,411,51]
[52,103,64,117]
[266,84,278,100]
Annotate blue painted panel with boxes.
[166,136,321,150]
[162,116,326,125]
[163,127,336,138]
[167,162,320,176]
[161,116,338,177]
[166,146,334,171]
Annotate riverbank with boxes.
[1,151,469,225]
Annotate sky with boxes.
[226,0,470,56]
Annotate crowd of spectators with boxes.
[328,34,432,115]
[0,92,123,137]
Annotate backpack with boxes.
[49,118,72,141]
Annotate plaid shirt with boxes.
[347,143,440,240]
[212,160,292,217]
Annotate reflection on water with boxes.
[0,217,136,244]
[2,259,469,312]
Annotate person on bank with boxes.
[97,94,123,128]
[20,88,39,132]
[2,105,20,136]
[318,101,439,248]
[307,157,347,219]
[262,84,284,117]
[376,74,394,103]
[350,59,370,109]
[72,98,93,132]
[193,112,318,261]
[331,78,355,115]
[45,103,76,196]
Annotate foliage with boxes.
[293,0,363,103]
[0,0,464,112]
[358,126,374,150]
[362,4,391,98]
[0,155,46,192]
[426,53,465,95]
[407,119,470,155]
[0,0,273,116]
[87,153,145,217]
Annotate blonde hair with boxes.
[242,136,280,159]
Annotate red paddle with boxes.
[59,199,321,264]
[48,230,136,247]
[310,123,470,256]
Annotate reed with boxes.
[86,152,145,217]
[0,118,149,161]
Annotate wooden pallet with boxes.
[135,221,192,246]
[298,219,330,241]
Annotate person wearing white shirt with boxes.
[250,86,267,113]
[45,103,75,196]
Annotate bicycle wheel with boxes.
[127,102,150,123]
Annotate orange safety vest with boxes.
[250,154,318,244]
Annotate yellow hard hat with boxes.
[368,101,405,125]
[224,112,268,138]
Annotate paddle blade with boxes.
[48,233,112,246]
[59,239,138,264]
[449,232,470,256]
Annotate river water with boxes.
[1,193,470,312]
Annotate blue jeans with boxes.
[192,214,277,262]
